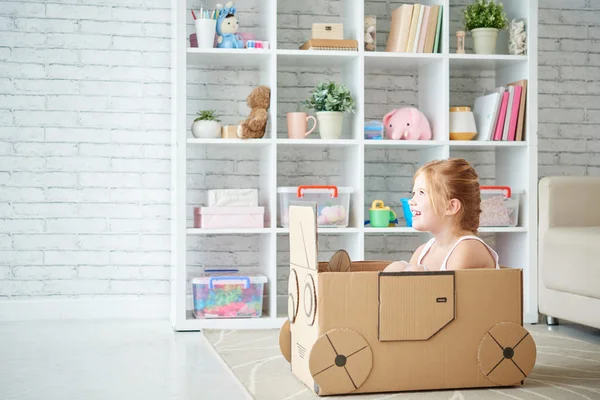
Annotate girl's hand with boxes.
[383,261,409,272]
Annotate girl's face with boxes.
[408,173,444,232]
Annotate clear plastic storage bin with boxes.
[480,186,521,227]
[191,269,267,318]
[277,185,353,227]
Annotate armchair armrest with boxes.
[539,176,600,236]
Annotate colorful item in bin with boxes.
[383,107,432,140]
[215,2,244,49]
[192,269,266,318]
[277,186,353,227]
[369,200,397,227]
[246,40,269,49]
[480,186,519,227]
[364,120,384,140]
[193,206,264,229]
[208,189,258,207]
[317,205,347,225]
[400,197,412,227]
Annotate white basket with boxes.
[277,186,354,227]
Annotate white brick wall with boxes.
[1,0,599,315]
[0,0,171,305]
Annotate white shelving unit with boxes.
[171,0,538,331]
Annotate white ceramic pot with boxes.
[316,111,344,140]
[471,28,499,54]
[449,106,477,140]
[191,120,221,138]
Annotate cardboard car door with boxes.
[379,272,455,341]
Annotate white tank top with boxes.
[417,235,500,271]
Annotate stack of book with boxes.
[386,3,443,53]
[472,80,528,142]
[299,39,358,51]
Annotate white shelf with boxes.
[364,52,444,70]
[277,49,358,67]
[364,227,527,234]
[187,47,272,67]
[448,140,528,150]
[182,313,286,330]
[187,228,272,235]
[187,138,273,146]
[172,0,539,330]
[276,139,358,147]
[364,140,447,149]
[276,227,361,234]
[449,53,528,70]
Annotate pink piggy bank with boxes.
[383,107,432,140]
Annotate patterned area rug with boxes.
[202,323,600,400]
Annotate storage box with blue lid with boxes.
[192,268,267,318]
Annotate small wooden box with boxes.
[221,125,239,139]
[312,23,343,40]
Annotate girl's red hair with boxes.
[414,158,481,234]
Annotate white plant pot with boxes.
[471,28,499,54]
[316,111,344,140]
[191,120,221,139]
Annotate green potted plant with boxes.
[463,0,509,54]
[304,80,355,140]
[191,110,222,139]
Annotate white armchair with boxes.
[538,176,600,329]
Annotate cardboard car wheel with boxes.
[308,329,373,394]
[303,274,317,326]
[327,249,352,272]
[288,269,299,323]
[279,319,292,363]
[478,322,537,386]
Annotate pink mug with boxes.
[287,112,317,139]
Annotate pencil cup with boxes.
[195,19,216,49]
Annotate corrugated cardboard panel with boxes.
[379,272,455,341]
[309,328,373,394]
[287,204,531,396]
[289,204,317,272]
[477,321,536,386]
[288,204,320,391]
[310,269,524,395]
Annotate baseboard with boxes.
[0,296,170,321]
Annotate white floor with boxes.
[1,319,599,400]
[0,320,251,400]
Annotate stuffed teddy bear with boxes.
[216,2,244,49]
[237,86,271,139]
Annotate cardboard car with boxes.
[279,204,537,396]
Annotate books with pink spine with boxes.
[493,91,510,141]
[507,85,522,141]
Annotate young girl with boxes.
[384,158,499,272]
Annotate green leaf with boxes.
[463,0,508,31]
[194,110,221,122]
[304,80,355,113]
